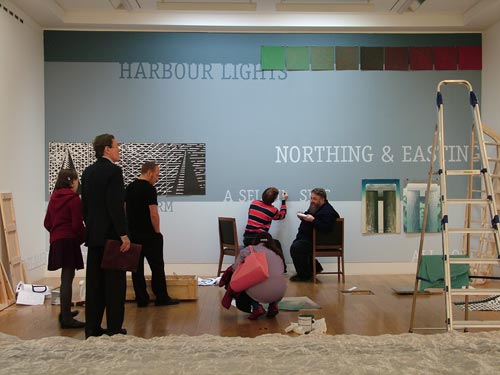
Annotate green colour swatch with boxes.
[286,46,309,70]
[261,46,285,70]
[311,46,334,71]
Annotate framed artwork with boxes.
[403,181,442,233]
[48,142,206,196]
[362,179,401,234]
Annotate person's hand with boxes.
[303,214,315,222]
[282,191,288,201]
[120,235,131,252]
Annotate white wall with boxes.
[482,19,500,133]
[0,2,45,282]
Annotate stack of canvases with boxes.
[0,193,26,311]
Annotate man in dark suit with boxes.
[81,133,131,338]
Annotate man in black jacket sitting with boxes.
[290,188,340,282]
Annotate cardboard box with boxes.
[126,275,198,301]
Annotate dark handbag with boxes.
[101,239,142,272]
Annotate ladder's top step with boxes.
[449,258,500,264]
[446,170,482,176]
[453,321,500,329]
[450,288,500,295]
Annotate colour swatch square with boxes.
[360,47,384,71]
[385,47,409,71]
[261,46,285,70]
[410,47,433,70]
[286,46,309,70]
[458,46,482,70]
[311,46,334,71]
[336,46,359,70]
[434,46,457,70]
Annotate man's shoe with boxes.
[289,274,312,282]
[85,327,105,339]
[60,318,85,329]
[106,328,127,336]
[248,304,265,320]
[267,302,279,318]
[155,298,180,306]
[58,311,79,323]
[137,300,150,308]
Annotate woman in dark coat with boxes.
[44,169,85,329]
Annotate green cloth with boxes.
[417,255,469,291]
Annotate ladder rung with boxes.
[449,258,500,264]
[446,170,481,176]
[447,228,496,234]
[468,219,483,223]
[471,157,500,162]
[453,321,500,329]
[447,198,490,204]
[450,288,500,296]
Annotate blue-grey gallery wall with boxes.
[44,32,483,265]
[44,32,482,203]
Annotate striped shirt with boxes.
[244,199,287,236]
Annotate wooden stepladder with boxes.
[409,80,500,332]
[0,262,15,311]
[0,192,26,310]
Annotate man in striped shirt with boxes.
[243,187,288,253]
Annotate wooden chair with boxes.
[217,217,241,276]
[312,218,345,283]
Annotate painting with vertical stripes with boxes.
[361,179,401,234]
[403,182,441,233]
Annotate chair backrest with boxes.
[218,217,239,251]
[314,218,344,250]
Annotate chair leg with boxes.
[312,255,317,284]
[337,256,341,282]
[217,252,224,276]
[341,255,345,283]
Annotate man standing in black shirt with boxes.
[125,161,179,307]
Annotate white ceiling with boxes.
[7,0,500,32]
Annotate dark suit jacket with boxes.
[295,200,340,242]
[81,157,127,247]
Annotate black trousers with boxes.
[243,236,283,251]
[290,239,322,278]
[132,233,170,303]
[85,246,126,338]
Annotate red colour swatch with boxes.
[434,46,457,70]
[385,47,409,71]
[410,47,433,70]
[458,46,482,70]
